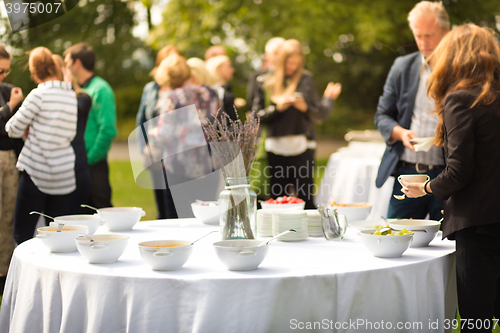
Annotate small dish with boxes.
[360,229,413,258]
[213,240,269,271]
[75,234,129,264]
[54,214,104,234]
[36,225,89,253]
[98,207,145,231]
[138,240,193,271]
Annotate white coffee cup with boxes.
[398,174,430,190]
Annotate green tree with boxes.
[1,0,151,129]
[150,0,500,136]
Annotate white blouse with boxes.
[6,81,78,195]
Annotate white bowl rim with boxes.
[261,202,304,205]
[191,201,219,206]
[329,203,373,208]
[138,240,193,248]
[389,219,441,227]
[99,207,143,212]
[38,225,88,232]
[75,234,130,242]
[213,240,268,248]
[55,214,101,221]
[360,229,414,238]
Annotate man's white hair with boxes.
[408,1,450,31]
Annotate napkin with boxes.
[411,137,434,152]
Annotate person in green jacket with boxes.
[64,43,117,208]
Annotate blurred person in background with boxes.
[402,24,500,329]
[152,54,220,217]
[247,37,285,111]
[253,39,341,209]
[136,45,180,219]
[53,55,92,215]
[186,57,212,86]
[0,45,24,295]
[204,45,227,62]
[206,55,245,121]
[7,47,77,245]
[64,43,117,209]
[374,1,449,220]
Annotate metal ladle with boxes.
[30,211,64,232]
[80,204,100,213]
[80,233,95,243]
[191,230,218,245]
[258,229,297,246]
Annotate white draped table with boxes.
[315,141,395,219]
[0,219,456,333]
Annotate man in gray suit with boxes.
[374,1,449,220]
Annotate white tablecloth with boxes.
[315,141,395,219]
[0,219,456,333]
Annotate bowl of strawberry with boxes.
[260,196,306,210]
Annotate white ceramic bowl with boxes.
[98,207,145,231]
[360,229,413,258]
[54,214,104,235]
[213,240,269,271]
[191,201,220,225]
[36,225,89,253]
[331,204,372,223]
[138,240,193,271]
[389,219,441,247]
[260,202,305,210]
[349,219,391,231]
[75,234,129,264]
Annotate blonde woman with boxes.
[206,55,244,121]
[253,39,341,209]
[6,47,77,244]
[153,54,220,217]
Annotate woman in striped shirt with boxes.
[6,47,78,244]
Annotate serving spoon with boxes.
[191,230,218,245]
[258,229,297,246]
[80,233,95,243]
[81,204,100,213]
[30,211,64,232]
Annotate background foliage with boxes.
[1,0,500,139]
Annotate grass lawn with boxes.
[109,157,330,220]
[109,161,156,219]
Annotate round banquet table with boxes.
[0,219,457,333]
[315,141,395,220]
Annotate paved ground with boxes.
[108,139,349,161]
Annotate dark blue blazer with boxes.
[374,52,423,188]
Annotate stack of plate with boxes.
[305,210,323,237]
[257,210,274,237]
[272,211,308,241]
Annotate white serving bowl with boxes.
[98,207,145,231]
[54,214,104,235]
[349,219,391,231]
[260,202,305,210]
[75,234,129,264]
[360,229,413,258]
[389,219,441,247]
[36,225,89,253]
[213,240,269,271]
[330,204,372,223]
[138,240,193,271]
[191,201,220,225]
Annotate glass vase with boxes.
[219,177,257,239]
